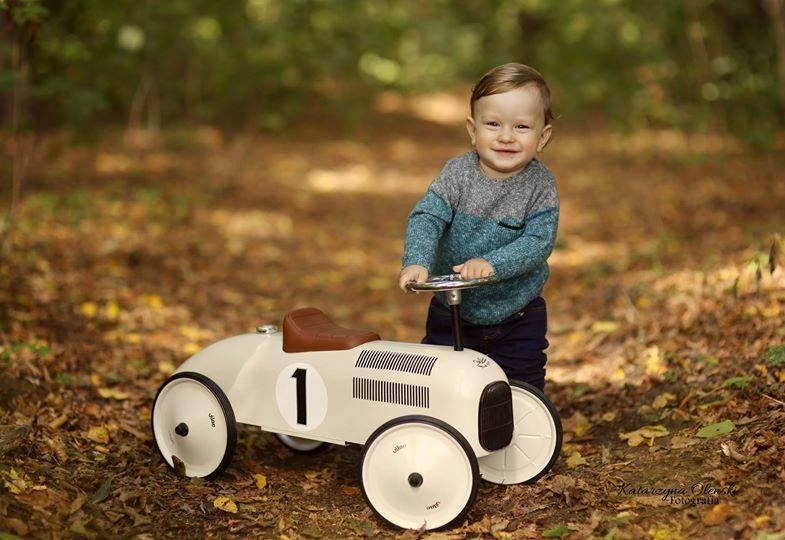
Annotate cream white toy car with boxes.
[151,275,561,530]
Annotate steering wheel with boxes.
[405,274,498,351]
[405,273,498,292]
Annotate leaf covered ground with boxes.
[2,99,785,539]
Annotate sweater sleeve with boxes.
[482,183,559,280]
[401,162,459,271]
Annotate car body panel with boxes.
[176,330,507,458]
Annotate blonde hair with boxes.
[470,63,553,125]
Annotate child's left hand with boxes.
[452,258,494,279]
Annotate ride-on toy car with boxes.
[151,275,562,530]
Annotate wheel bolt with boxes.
[408,472,423,487]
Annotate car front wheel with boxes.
[360,416,478,530]
[151,372,236,479]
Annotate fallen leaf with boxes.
[92,477,113,503]
[566,451,587,468]
[701,502,733,526]
[542,523,573,538]
[592,321,620,333]
[80,302,98,318]
[87,426,110,444]
[652,392,676,409]
[97,387,130,400]
[619,425,669,447]
[644,346,665,376]
[172,455,186,477]
[254,473,267,490]
[563,411,592,438]
[696,420,734,439]
[213,496,238,513]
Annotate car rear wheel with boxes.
[151,372,236,479]
[478,380,562,485]
[274,433,332,455]
[360,416,478,530]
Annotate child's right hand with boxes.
[398,265,429,292]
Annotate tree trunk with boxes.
[764,0,785,122]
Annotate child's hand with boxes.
[452,258,494,280]
[398,265,429,292]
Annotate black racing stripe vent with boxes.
[355,350,437,376]
[352,377,430,408]
[478,381,513,451]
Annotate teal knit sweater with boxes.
[402,150,559,325]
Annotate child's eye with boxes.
[485,121,499,127]
[516,124,529,129]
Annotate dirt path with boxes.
[1,105,784,538]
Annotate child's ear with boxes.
[465,116,476,146]
[537,124,553,152]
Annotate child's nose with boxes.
[498,127,514,142]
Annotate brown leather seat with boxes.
[282,307,381,353]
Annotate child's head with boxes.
[466,63,553,179]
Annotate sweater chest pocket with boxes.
[494,217,526,244]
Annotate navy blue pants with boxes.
[422,296,549,390]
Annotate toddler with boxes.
[398,63,558,391]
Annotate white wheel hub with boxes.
[152,376,230,478]
[478,383,560,484]
[275,433,327,452]
[361,420,477,530]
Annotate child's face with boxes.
[466,85,552,179]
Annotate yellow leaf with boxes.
[566,451,587,468]
[563,411,592,437]
[652,392,676,409]
[701,502,732,526]
[762,303,781,318]
[619,425,669,447]
[105,300,120,320]
[592,321,620,333]
[80,302,98,318]
[601,412,617,422]
[645,346,665,375]
[635,296,652,308]
[612,368,626,382]
[87,426,110,444]
[97,388,130,400]
[158,360,175,374]
[124,333,142,344]
[144,294,164,310]
[178,325,202,340]
[183,343,201,355]
[213,496,238,513]
[90,373,103,386]
[254,473,267,490]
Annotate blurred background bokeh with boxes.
[3,0,785,142]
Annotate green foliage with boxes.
[723,375,752,389]
[766,345,785,367]
[696,419,735,438]
[1,0,783,140]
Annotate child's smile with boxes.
[466,85,552,179]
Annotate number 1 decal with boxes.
[275,363,328,431]
[292,367,307,425]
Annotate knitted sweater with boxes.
[402,150,559,325]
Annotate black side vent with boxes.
[352,377,430,408]
[355,350,437,376]
[478,381,513,451]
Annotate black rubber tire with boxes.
[359,415,479,531]
[151,371,237,480]
[509,379,562,485]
